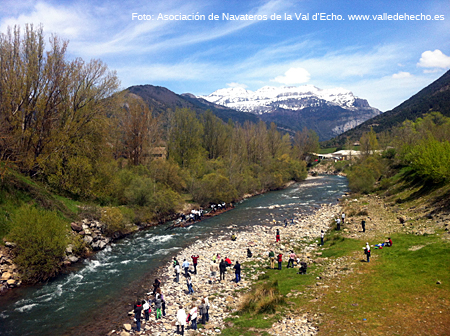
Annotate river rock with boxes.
[123,323,132,331]
[83,236,93,245]
[66,244,73,254]
[68,256,79,263]
[1,272,12,280]
[71,222,83,232]
[6,279,16,287]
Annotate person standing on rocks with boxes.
[277,252,283,270]
[154,295,162,320]
[336,217,341,230]
[342,212,346,223]
[204,296,210,322]
[198,299,207,325]
[133,299,143,332]
[156,288,166,317]
[361,219,366,233]
[173,257,179,267]
[191,254,199,274]
[152,278,161,295]
[219,259,227,281]
[321,230,325,246]
[210,260,219,284]
[189,304,198,330]
[247,248,252,258]
[182,259,190,277]
[276,229,280,242]
[175,262,181,283]
[269,249,275,269]
[143,299,150,322]
[176,305,187,335]
[186,274,194,294]
[233,260,241,282]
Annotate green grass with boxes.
[319,147,337,154]
[0,171,79,240]
[53,195,81,214]
[314,232,450,335]
[321,232,363,258]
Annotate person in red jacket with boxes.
[277,253,283,270]
[191,254,199,274]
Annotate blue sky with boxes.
[1,0,450,111]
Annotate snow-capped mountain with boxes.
[198,85,381,140]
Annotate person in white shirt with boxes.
[176,305,187,335]
[189,304,198,330]
[143,299,150,321]
[174,263,180,283]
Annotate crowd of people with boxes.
[130,224,344,334]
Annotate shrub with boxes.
[70,234,88,257]
[101,207,126,236]
[124,176,155,206]
[406,137,450,183]
[9,205,68,283]
[191,173,237,206]
[239,280,285,314]
[150,187,182,219]
[347,166,376,194]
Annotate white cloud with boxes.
[273,67,310,85]
[227,82,248,89]
[0,2,89,39]
[392,71,412,79]
[417,49,450,68]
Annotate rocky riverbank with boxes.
[110,202,343,336]
[0,244,20,294]
[308,161,346,176]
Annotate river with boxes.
[0,175,347,336]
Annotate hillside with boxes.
[126,85,261,125]
[323,70,450,147]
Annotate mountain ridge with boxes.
[199,84,381,140]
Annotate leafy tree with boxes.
[293,127,319,160]
[168,108,205,167]
[0,24,119,178]
[202,110,229,159]
[360,127,379,157]
[9,205,68,283]
[114,93,160,166]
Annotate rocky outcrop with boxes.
[0,245,21,294]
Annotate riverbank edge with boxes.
[107,185,344,336]
[0,179,302,295]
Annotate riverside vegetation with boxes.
[0,25,318,286]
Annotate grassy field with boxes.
[219,209,450,335]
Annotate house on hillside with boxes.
[149,147,166,160]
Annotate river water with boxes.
[0,175,347,336]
